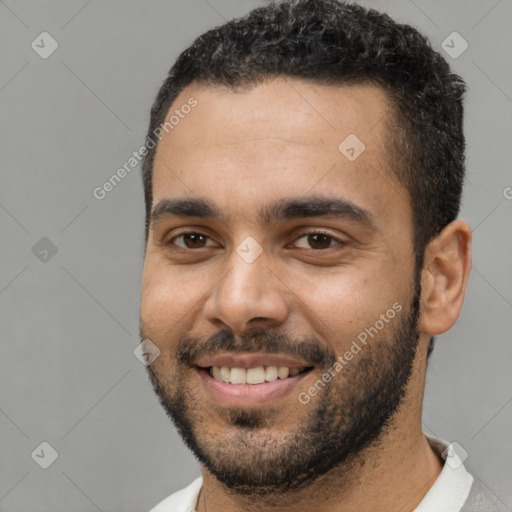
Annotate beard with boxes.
[142,276,421,497]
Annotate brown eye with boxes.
[293,231,345,250]
[168,232,214,249]
[307,234,332,249]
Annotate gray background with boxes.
[1,0,511,510]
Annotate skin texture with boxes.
[140,77,472,512]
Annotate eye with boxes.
[292,231,346,250]
[166,230,346,251]
[167,231,217,249]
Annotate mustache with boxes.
[175,327,332,368]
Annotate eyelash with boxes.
[166,230,346,250]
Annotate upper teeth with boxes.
[210,366,303,384]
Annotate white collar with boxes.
[415,434,473,511]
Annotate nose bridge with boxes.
[204,240,289,332]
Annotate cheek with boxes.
[140,282,187,366]
[296,266,406,341]
[140,263,210,337]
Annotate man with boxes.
[138,1,504,510]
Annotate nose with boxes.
[203,245,290,334]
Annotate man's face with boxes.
[140,78,422,493]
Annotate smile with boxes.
[195,365,314,406]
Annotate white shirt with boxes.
[149,434,475,512]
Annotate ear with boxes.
[418,220,472,335]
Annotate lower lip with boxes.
[195,367,313,406]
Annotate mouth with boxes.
[194,364,315,406]
[202,364,313,384]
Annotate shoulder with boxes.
[461,477,511,512]
[148,476,203,512]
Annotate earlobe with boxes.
[418,220,472,336]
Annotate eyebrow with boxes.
[150,195,375,229]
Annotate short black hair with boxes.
[142,0,466,266]
[141,0,466,356]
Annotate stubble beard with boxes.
[143,279,421,496]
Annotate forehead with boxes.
[157,78,391,157]
[150,77,409,230]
